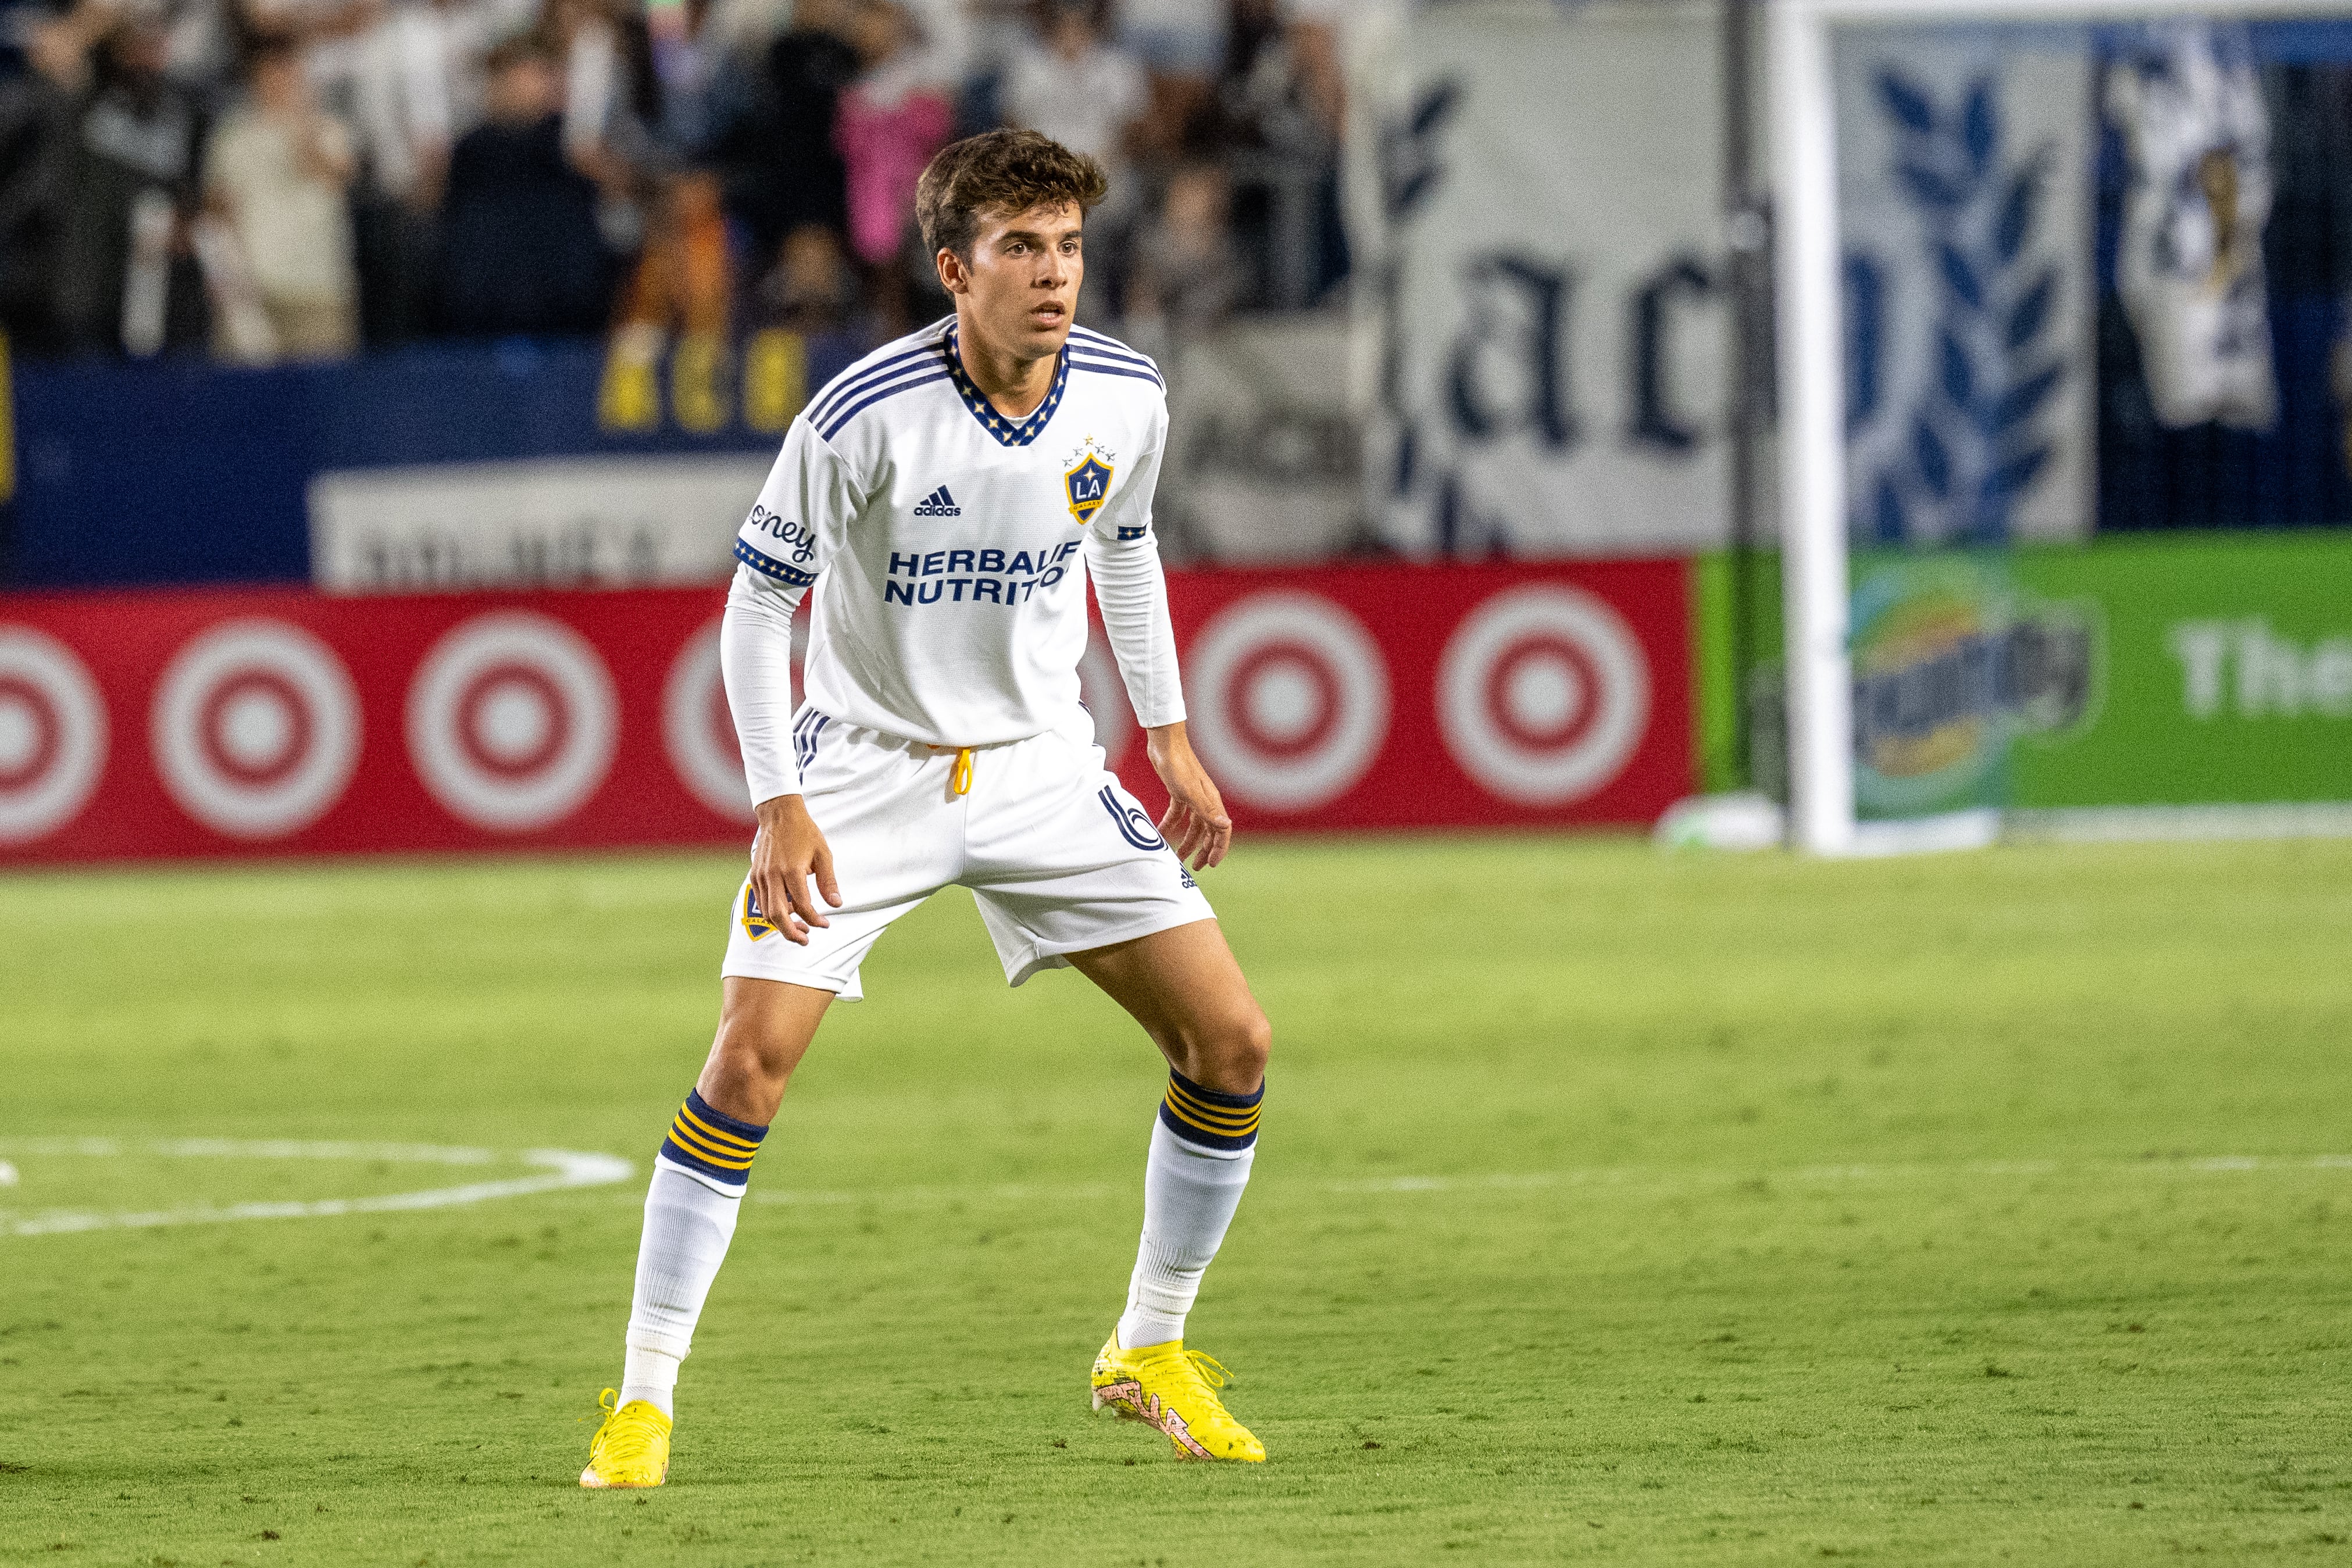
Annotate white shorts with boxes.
[722,710,1214,999]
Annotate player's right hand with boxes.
[750,794,842,945]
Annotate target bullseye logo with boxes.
[408,613,616,832]
[1439,585,1649,805]
[1187,593,1388,810]
[0,628,108,844]
[152,620,359,839]
[663,618,754,822]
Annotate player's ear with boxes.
[936,247,969,297]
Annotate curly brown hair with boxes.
[915,129,1110,262]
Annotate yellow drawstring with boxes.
[950,747,975,796]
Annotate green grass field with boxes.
[5,834,2351,1566]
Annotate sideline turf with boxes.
[3,835,2350,1566]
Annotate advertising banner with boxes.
[0,560,1691,864]
[1834,536,2352,817]
[1835,26,2097,545]
[1158,315,1364,565]
[1355,4,1741,558]
[0,587,752,863]
[2008,534,2352,809]
[1843,553,2096,821]
[1141,561,1691,833]
[1689,534,2352,816]
[309,453,776,594]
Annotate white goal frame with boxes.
[1768,0,2352,855]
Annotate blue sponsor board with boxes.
[4,332,856,589]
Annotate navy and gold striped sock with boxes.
[1157,1069,1264,1153]
[656,1090,768,1191]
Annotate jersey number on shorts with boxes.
[1098,785,1167,852]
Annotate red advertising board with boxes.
[0,562,1688,864]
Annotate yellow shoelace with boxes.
[590,1388,664,1466]
[1163,1349,1234,1403]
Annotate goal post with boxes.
[1767,0,2352,855]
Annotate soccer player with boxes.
[581,130,1273,1487]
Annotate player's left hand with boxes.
[1145,721,1233,871]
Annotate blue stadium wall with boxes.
[1,333,859,589]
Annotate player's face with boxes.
[944,202,1084,359]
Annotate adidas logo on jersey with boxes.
[912,485,962,517]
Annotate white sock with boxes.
[619,1345,680,1416]
[1118,1117,1257,1349]
[622,1159,744,1416]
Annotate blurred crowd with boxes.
[0,0,1352,365]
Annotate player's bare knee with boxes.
[701,1013,801,1120]
[1236,1007,1273,1082]
[718,1028,795,1087]
[1185,1005,1270,1095]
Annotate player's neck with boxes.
[952,307,1062,420]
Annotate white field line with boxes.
[0,1141,631,1238]
[0,1137,504,1164]
[6,1145,2347,1237]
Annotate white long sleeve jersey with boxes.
[722,315,1185,805]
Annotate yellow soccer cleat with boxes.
[1090,1335,1265,1462]
[580,1388,672,1489]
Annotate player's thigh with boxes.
[723,716,958,999]
[698,976,834,1124]
[963,724,1215,985]
[1066,920,1270,1094]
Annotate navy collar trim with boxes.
[944,323,1069,448]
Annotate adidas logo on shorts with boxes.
[912,485,962,517]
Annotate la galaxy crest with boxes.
[1063,438,1116,527]
[740,883,776,941]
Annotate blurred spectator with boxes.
[438,34,614,334]
[754,219,857,333]
[0,0,1355,360]
[836,0,959,328]
[1117,0,1224,156]
[238,0,385,121]
[643,0,723,152]
[351,0,506,211]
[548,0,656,242]
[700,0,793,58]
[51,16,209,355]
[346,0,495,342]
[1283,0,1347,145]
[1218,0,1314,152]
[615,164,732,337]
[1279,0,1351,301]
[1212,0,1343,308]
[702,0,853,260]
[202,36,360,362]
[0,7,98,353]
[156,0,242,105]
[1000,0,1144,206]
[1124,157,1234,347]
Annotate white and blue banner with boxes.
[1836,28,2098,545]
[2104,22,2278,433]
[1352,2,1743,558]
